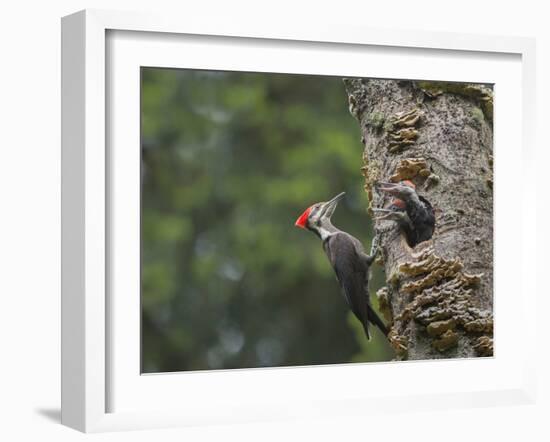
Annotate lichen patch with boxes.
[415,81,493,122]
[360,151,381,211]
[376,286,393,323]
[388,329,408,358]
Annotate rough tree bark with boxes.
[344,79,494,360]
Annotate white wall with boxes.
[0,1,547,440]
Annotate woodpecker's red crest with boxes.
[295,206,312,229]
[391,198,406,210]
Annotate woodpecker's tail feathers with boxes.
[367,305,389,337]
[362,320,371,341]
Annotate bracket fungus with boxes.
[386,108,421,153]
[387,246,493,356]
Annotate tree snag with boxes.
[344,79,494,360]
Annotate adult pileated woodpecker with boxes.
[294,192,388,340]
[373,181,435,247]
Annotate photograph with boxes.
[140,68,494,373]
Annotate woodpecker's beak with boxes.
[376,182,416,201]
[320,192,345,219]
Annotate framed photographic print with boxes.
[61,9,537,433]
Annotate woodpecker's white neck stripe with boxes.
[318,226,336,241]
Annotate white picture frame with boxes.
[61,9,537,433]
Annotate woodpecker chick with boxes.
[373,181,435,247]
[386,180,415,213]
[295,192,388,340]
[372,181,416,245]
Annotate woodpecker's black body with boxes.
[323,231,388,339]
[295,193,388,340]
[374,182,435,247]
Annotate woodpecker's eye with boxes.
[308,205,321,223]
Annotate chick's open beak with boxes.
[375,182,402,196]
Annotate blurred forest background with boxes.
[141,68,394,373]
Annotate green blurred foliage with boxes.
[141,68,394,372]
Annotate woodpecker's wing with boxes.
[419,195,435,220]
[367,304,389,336]
[324,233,371,339]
